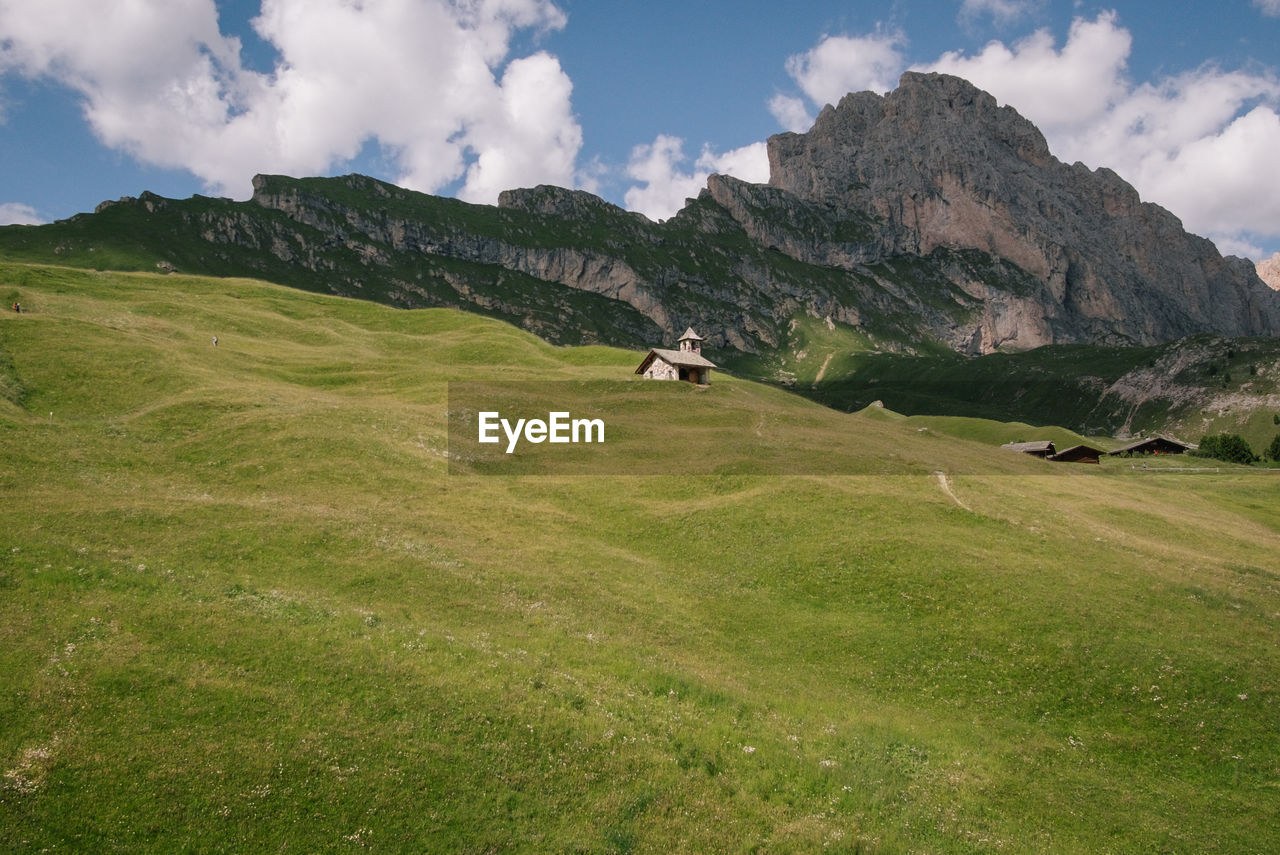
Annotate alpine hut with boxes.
[1108,436,1192,456]
[635,327,717,385]
[1048,444,1106,464]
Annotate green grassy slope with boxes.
[2,263,1278,853]
[730,335,1280,451]
[860,405,1114,451]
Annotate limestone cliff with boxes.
[1257,253,1280,291]
[215,74,1280,355]
[767,71,1280,347]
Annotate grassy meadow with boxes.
[2,262,1278,853]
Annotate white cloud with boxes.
[0,0,582,203]
[1215,235,1267,261]
[448,50,582,203]
[782,31,906,107]
[1256,0,1280,17]
[775,12,1280,259]
[0,202,43,225]
[959,0,1043,25]
[623,136,769,221]
[1130,104,1280,255]
[768,93,813,133]
[926,13,1132,131]
[919,12,1280,257]
[707,141,771,185]
[623,135,702,221]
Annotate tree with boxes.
[1196,433,1258,465]
[1267,434,1280,463]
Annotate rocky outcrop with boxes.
[249,175,679,333]
[1257,253,1280,291]
[498,184,645,223]
[231,75,1280,355]
[767,71,1280,346]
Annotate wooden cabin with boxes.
[1108,436,1192,456]
[635,327,717,385]
[1048,444,1105,464]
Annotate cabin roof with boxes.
[1001,440,1056,454]
[637,348,717,371]
[1109,436,1192,454]
[1048,444,1105,462]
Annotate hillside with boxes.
[729,320,1280,450]
[4,74,1279,445]
[3,262,1279,853]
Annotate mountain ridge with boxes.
[6,72,1276,359]
[767,71,1279,348]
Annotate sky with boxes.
[2,1,1279,261]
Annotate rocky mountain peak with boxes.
[770,73,1054,211]
[763,71,1280,345]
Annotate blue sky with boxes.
[2,1,1280,260]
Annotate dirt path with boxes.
[813,352,834,385]
[934,470,971,511]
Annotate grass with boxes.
[859,406,1115,452]
[2,262,1278,852]
[793,338,1280,450]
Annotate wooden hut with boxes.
[1049,444,1105,464]
[1108,436,1192,456]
